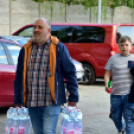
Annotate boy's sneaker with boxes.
[117,132,123,134]
[118,128,125,134]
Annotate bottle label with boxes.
[10,127,14,133]
[63,128,66,133]
[5,127,9,133]
[67,131,75,134]
[10,127,18,134]
[18,127,25,134]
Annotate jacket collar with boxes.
[23,35,59,49]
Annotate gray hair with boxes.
[45,19,51,29]
[34,18,51,29]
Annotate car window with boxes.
[0,43,8,64]
[51,25,73,43]
[72,26,105,43]
[117,26,134,45]
[18,27,33,38]
[3,37,28,45]
[6,43,21,65]
[17,39,28,45]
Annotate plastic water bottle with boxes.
[75,109,83,134]
[61,106,68,124]
[10,107,19,134]
[66,110,76,134]
[61,111,70,134]
[24,108,31,134]
[5,107,14,134]
[61,106,67,130]
[61,107,70,134]
[61,107,82,134]
[18,107,26,134]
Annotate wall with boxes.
[0,0,134,35]
[0,0,10,35]
[113,6,134,23]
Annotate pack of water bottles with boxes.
[5,107,31,134]
[60,106,83,134]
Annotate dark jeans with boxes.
[110,94,134,134]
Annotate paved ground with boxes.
[0,80,118,134]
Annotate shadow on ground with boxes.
[0,107,8,114]
[79,78,105,86]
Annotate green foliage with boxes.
[127,0,134,8]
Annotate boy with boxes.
[104,36,134,134]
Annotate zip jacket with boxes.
[14,36,79,106]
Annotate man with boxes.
[14,18,79,134]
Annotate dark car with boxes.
[0,39,83,107]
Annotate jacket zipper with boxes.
[56,46,60,104]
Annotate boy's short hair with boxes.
[119,36,132,44]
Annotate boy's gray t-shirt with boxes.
[105,54,134,95]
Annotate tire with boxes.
[82,63,96,84]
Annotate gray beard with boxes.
[32,37,47,45]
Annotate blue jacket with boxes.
[14,36,79,106]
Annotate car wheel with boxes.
[82,63,96,84]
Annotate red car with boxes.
[12,23,134,84]
[0,39,21,107]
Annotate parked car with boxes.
[0,35,30,45]
[12,23,134,84]
[0,39,21,107]
[0,39,83,107]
